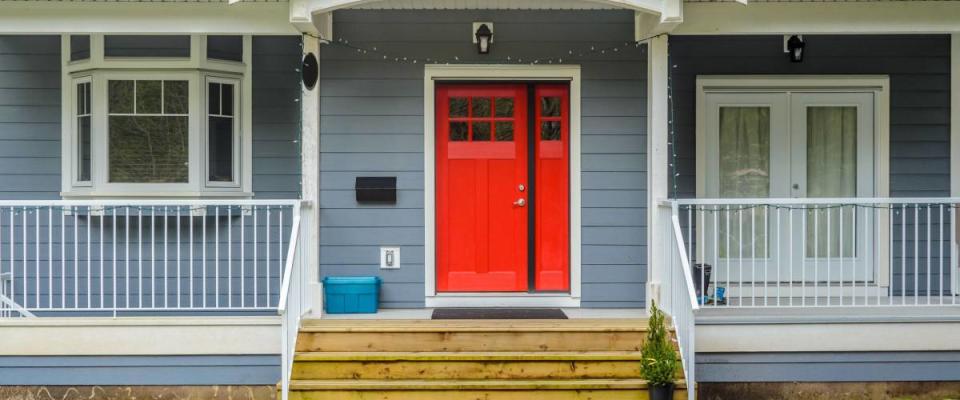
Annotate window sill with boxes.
[60,191,255,200]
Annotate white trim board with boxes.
[0,317,280,355]
[698,321,960,353]
[0,2,298,35]
[422,64,582,308]
[675,1,960,35]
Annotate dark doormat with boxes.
[431,308,568,319]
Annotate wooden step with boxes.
[296,319,652,352]
[292,351,644,380]
[287,379,688,400]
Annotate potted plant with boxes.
[640,301,678,400]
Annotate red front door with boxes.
[436,83,570,293]
[437,84,529,292]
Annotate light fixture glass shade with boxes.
[475,24,493,54]
[787,35,805,62]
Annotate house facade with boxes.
[0,0,959,399]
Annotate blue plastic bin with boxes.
[323,276,381,314]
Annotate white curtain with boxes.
[806,106,857,258]
[718,107,770,258]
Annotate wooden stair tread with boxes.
[288,379,687,391]
[299,318,653,333]
[294,351,644,362]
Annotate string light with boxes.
[303,31,668,66]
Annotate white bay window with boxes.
[62,34,252,198]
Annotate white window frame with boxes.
[60,34,253,198]
[695,75,891,288]
[204,75,242,189]
[71,76,93,188]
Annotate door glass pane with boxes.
[494,97,514,117]
[541,97,561,117]
[450,122,468,141]
[541,121,561,141]
[495,122,513,141]
[449,98,468,117]
[472,121,491,141]
[471,98,490,117]
[718,106,770,258]
[806,106,857,258]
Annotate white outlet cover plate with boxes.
[380,247,400,269]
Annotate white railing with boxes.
[0,200,300,316]
[668,198,959,308]
[278,204,308,400]
[658,201,700,400]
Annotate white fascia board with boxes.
[676,1,960,35]
[0,2,298,35]
[296,0,665,14]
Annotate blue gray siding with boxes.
[697,352,960,382]
[318,10,647,308]
[0,36,61,200]
[252,36,302,199]
[0,355,279,385]
[670,35,953,295]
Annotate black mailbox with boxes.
[355,177,397,203]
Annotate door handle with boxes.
[513,198,526,207]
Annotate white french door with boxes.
[702,90,876,284]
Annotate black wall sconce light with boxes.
[473,22,493,54]
[785,35,805,63]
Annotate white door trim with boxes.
[423,64,582,308]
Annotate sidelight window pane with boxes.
[208,81,236,183]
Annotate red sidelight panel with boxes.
[436,84,529,292]
[534,84,570,291]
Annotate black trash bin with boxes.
[692,263,712,300]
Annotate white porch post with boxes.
[951,33,959,295]
[646,34,670,310]
[302,34,323,316]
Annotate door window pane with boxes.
[472,121,491,141]
[718,107,770,258]
[541,97,561,117]
[541,121,561,141]
[806,106,857,258]
[450,122,468,141]
[495,122,513,141]
[449,98,468,117]
[494,97,514,117]
[471,97,490,117]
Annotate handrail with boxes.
[670,203,702,313]
[277,215,302,315]
[277,201,308,400]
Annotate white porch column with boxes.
[951,33,959,294]
[302,34,323,316]
[646,34,670,310]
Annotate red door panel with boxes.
[534,84,570,291]
[437,84,529,292]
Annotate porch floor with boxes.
[317,308,647,320]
